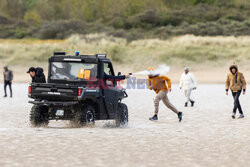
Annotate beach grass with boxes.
[0,34,250,70]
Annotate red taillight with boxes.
[28,86,31,94]
[78,88,82,96]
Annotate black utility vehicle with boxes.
[28,52,128,127]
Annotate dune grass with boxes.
[0,34,250,71]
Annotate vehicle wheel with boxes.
[75,105,95,126]
[115,103,128,127]
[30,105,49,127]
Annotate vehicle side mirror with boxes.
[118,72,121,76]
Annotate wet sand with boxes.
[0,84,250,167]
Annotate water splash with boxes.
[134,64,170,76]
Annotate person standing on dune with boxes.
[225,64,246,119]
[179,67,197,107]
[147,67,182,122]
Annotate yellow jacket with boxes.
[148,75,171,94]
[225,64,246,92]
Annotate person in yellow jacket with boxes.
[147,67,182,122]
[226,64,246,119]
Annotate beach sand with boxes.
[0,84,250,167]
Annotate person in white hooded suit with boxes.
[179,67,197,107]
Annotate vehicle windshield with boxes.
[50,62,97,81]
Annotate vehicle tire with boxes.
[74,105,95,127]
[115,103,128,127]
[30,105,49,127]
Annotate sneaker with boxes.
[238,114,244,119]
[3,95,7,98]
[232,113,236,119]
[191,101,195,107]
[178,112,183,122]
[184,102,188,107]
[149,114,158,121]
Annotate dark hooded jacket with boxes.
[3,67,13,82]
[32,67,46,83]
[225,64,246,92]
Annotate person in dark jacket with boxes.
[3,66,13,97]
[27,67,46,83]
[103,72,130,88]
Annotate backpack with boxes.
[36,67,44,76]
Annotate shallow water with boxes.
[0,84,249,167]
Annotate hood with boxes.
[4,66,8,71]
[229,64,238,74]
[36,67,44,76]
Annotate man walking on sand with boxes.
[147,67,182,122]
[3,66,13,98]
[179,67,197,107]
[225,64,246,119]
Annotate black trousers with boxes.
[4,81,12,96]
[232,90,243,114]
